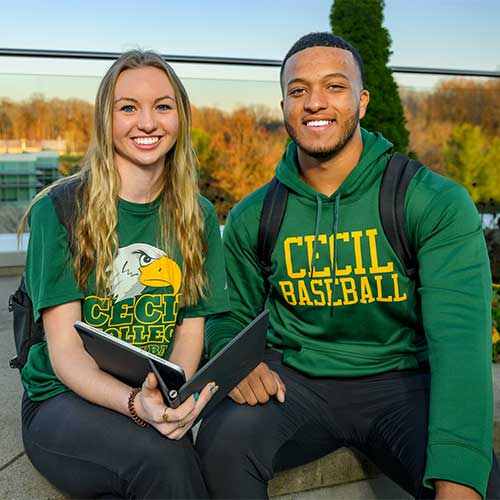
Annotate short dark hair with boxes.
[281,32,365,87]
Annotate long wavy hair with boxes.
[20,50,207,306]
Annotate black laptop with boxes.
[74,310,269,417]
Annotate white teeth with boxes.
[306,120,331,127]
[134,137,159,145]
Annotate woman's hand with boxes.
[136,372,218,439]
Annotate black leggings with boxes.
[196,350,500,499]
[22,391,208,499]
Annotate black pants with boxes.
[196,350,500,499]
[22,391,209,499]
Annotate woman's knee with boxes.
[126,434,207,498]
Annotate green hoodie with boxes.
[206,130,493,497]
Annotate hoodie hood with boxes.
[275,129,393,201]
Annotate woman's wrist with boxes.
[127,388,148,427]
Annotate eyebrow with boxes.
[113,95,176,105]
[286,72,350,88]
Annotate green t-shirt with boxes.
[22,193,229,401]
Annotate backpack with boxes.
[257,153,423,303]
[8,178,81,370]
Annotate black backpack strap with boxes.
[257,177,289,307]
[9,177,82,371]
[47,177,82,253]
[8,274,45,369]
[379,153,423,280]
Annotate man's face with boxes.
[281,46,369,160]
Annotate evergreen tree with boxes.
[330,0,409,151]
[443,124,486,202]
[444,124,500,205]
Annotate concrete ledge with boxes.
[269,447,380,497]
[0,234,28,269]
[0,266,24,278]
[0,454,67,500]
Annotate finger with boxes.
[271,371,286,403]
[159,383,216,424]
[161,405,171,424]
[176,397,198,421]
[273,371,286,393]
[250,377,271,404]
[169,427,189,441]
[229,387,245,404]
[192,381,218,412]
[163,418,192,440]
[260,366,279,396]
[176,424,194,440]
[169,382,216,424]
[162,397,196,423]
[141,372,158,394]
[163,424,185,439]
[236,380,259,406]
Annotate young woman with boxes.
[19,50,229,499]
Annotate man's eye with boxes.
[289,88,305,96]
[329,84,344,90]
[120,104,135,112]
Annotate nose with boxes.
[137,109,157,133]
[304,88,328,113]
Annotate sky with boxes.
[0,0,499,110]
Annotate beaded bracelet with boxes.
[128,387,148,427]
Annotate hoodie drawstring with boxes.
[309,196,323,278]
[330,194,341,315]
[309,194,341,314]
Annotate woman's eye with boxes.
[120,104,135,112]
[157,104,171,111]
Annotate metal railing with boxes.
[1,48,500,78]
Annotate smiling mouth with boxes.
[133,136,160,145]
[305,120,333,127]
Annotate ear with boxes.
[280,99,284,112]
[359,89,370,120]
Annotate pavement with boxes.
[1,272,499,499]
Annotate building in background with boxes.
[0,150,60,204]
[0,139,66,154]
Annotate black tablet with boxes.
[180,310,269,418]
[75,310,269,417]
[74,320,186,392]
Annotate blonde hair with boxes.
[20,50,207,306]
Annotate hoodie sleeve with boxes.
[410,179,493,497]
[205,205,267,357]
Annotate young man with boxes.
[196,33,497,499]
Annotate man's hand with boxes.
[229,362,286,405]
[435,480,481,499]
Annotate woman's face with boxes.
[112,66,179,174]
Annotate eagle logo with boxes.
[108,243,182,302]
